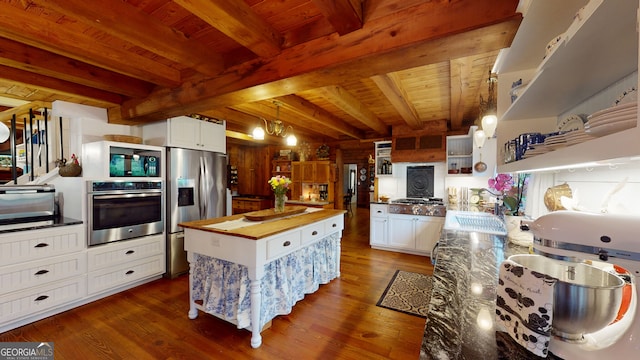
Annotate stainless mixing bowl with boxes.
[508,254,624,341]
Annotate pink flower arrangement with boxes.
[488,173,514,192]
[488,173,529,215]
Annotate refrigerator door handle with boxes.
[199,155,206,218]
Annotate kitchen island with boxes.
[179,208,345,348]
[420,217,561,359]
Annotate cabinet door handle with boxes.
[332,223,337,228]
[283,241,291,247]
[125,250,135,255]
[35,269,49,276]
[312,231,318,236]
[34,243,49,248]
[125,270,135,275]
[34,295,49,302]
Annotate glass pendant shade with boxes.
[286,134,297,146]
[481,114,497,138]
[252,126,265,140]
[0,122,9,143]
[474,129,486,149]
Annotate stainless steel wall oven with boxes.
[87,180,163,246]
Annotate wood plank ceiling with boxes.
[0,0,522,144]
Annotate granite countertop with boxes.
[0,216,83,233]
[420,215,562,360]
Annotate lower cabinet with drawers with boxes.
[0,225,166,333]
[87,234,165,295]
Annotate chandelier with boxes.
[478,71,498,138]
[252,102,297,145]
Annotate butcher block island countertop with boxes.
[179,207,346,349]
[179,207,345,239]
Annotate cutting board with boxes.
[243,206,307,221]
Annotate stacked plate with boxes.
[543,133,567,150]
[564,129,595,145]
[584,101,637,137]
[521,145,551,159]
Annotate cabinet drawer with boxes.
[0,276,86,325]
[0,225,85,267]
[87,254,165,295]
[324,216,344,234]
[301,223,325,245]
[87,234,164,271]
[370,204,388,216]
[266,232,301,261]
[0,252,87,294]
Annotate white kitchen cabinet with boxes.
[370,203,443,256]
[388,214,415,249]
[369,204,389,246]
[446,128,474,176]
[415,217,445,253]
[388,214,444,255]
[0,225,166,333]
[374,141,392,176]
[0,225,87,332]
[86,234,165,295]
[142,115,226,153]
[496,0,639,173]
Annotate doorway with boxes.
[343,164,357,207]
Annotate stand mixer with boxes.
[523,211,640,359]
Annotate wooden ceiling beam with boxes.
[371,73,422,129]
[0,37,153,98]
[315,85,389,135]
[0,65,123,105]
[175,0,283,58]
[117,0,521,122]
[276,94,365,139]
[449,58,472,131]
[311,0,363,35]
[27,0,224,77]
[231,102,342,139]
[0,3,180,87]
[0,100,50,123]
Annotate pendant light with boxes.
[0,122,9,143]
[479,72,498,138]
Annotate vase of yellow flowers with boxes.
[268,175,292,212]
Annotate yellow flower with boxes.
[268,175,291,195]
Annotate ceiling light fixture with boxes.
[479,72,498,138]
[0,122,9,143]
[474,129,486,149]
[252,102,297,146]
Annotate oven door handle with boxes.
[93,193,162,200]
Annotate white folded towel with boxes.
[496,259,557,358]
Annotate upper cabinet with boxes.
[496,0,639,173]
[446,131,473,176]
[374,141,392,176]
[142,116,226,154]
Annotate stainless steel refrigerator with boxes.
[165,147,227,278]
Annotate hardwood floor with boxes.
[0,207,434,359]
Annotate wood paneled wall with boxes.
[227,140,378,208]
